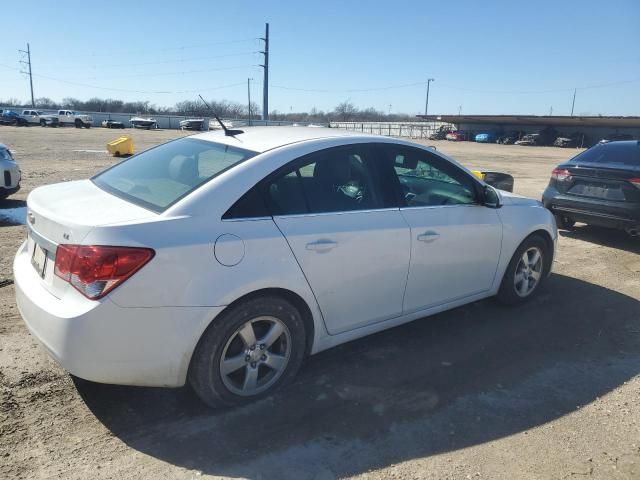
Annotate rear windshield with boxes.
[93,138,257,212]
[570,142,640,167]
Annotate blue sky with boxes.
[1,0,639,116]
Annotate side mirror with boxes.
[483,185,501,208]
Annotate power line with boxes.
[44,51,259,71]
[78,64,259,81]
[53,38,257,59]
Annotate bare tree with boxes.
[333,100,358,121]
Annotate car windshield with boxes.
[93,138,257,212]
[570,142,640,167]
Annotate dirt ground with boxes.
[0,126,638,480]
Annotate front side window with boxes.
[384,146,478,207]
[266,145,384,215]
[93,138,257,212]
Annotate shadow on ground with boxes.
[76,273,640,479]
[0,199,27,227]
[560,224,640,254]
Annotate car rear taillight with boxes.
[629,178,640,190]
[54,245,155,300]
[551,168,572,181]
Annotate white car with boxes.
[1,144,21,199]
[14,127,557,407]
[21,110,44,125]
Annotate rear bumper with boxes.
[13,241,222,387]
[543,187,640,229]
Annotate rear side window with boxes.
[266,145,385,215]
[93,138,257,212]
[571,142,640,167]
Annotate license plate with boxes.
[31,243,48,278]
[582,185,609,198]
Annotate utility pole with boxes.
[458,105,462,116]
[570,88,576,117]
[424,78,435,116]
[18,43,35,107]
[259,23,269,121]
[247,78,253,125]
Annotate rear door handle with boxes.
[417,231,440,243]
[305,239,338,252]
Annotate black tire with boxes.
[84,123,91,129]
[189,295,307,408]
[40,120,46,127]
[497,234,552,305]
[554,213,575,230]
[75,119,82,128]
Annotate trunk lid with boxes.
[26,180,157,298]
[559,163,640,203]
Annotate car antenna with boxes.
[198,94,244,136]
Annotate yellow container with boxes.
[471,170,486,180]
[107,135,134,157]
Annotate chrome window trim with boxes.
[221,216,272,222]
[399,203,480,211]
[273,207,401,220]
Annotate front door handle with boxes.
[417,231,440,243]
[305,239,338,252]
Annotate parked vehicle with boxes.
[446,130,474,141]
[0,110,28,127]
[102,120,125,129]
[130,117,157,129]
[475,132,499,143]
[542,140,640,235]
[515,134,540,146]
[554,132,587,148]
[496,131,524,145]
[180,118,206,131]
[516,127,558,147]
[15,127,556,408]
[39,110,92,128]
[21,110,42,125]
[428,125,452,140]
[598,133,634,144]
[0,144,21,199]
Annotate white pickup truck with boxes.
[39,110,93,128]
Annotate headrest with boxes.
[169,156,198,185]
[314,155,351,185]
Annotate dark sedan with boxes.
[542,141,640,236]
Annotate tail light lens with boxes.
[54,245,155,300]
[551,168,572,182]
[629,178,640,190]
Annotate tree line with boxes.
[0,97,416,122]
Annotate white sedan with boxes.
[14,127,556,407]
[1,144,21,199]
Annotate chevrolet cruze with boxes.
[14,127,557,407]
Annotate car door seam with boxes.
[270,217,331,335]
[397,208,413,314]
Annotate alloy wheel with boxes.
[514,247,543,297]
[219,316,291,396]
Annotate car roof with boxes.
[191,126,385,153]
